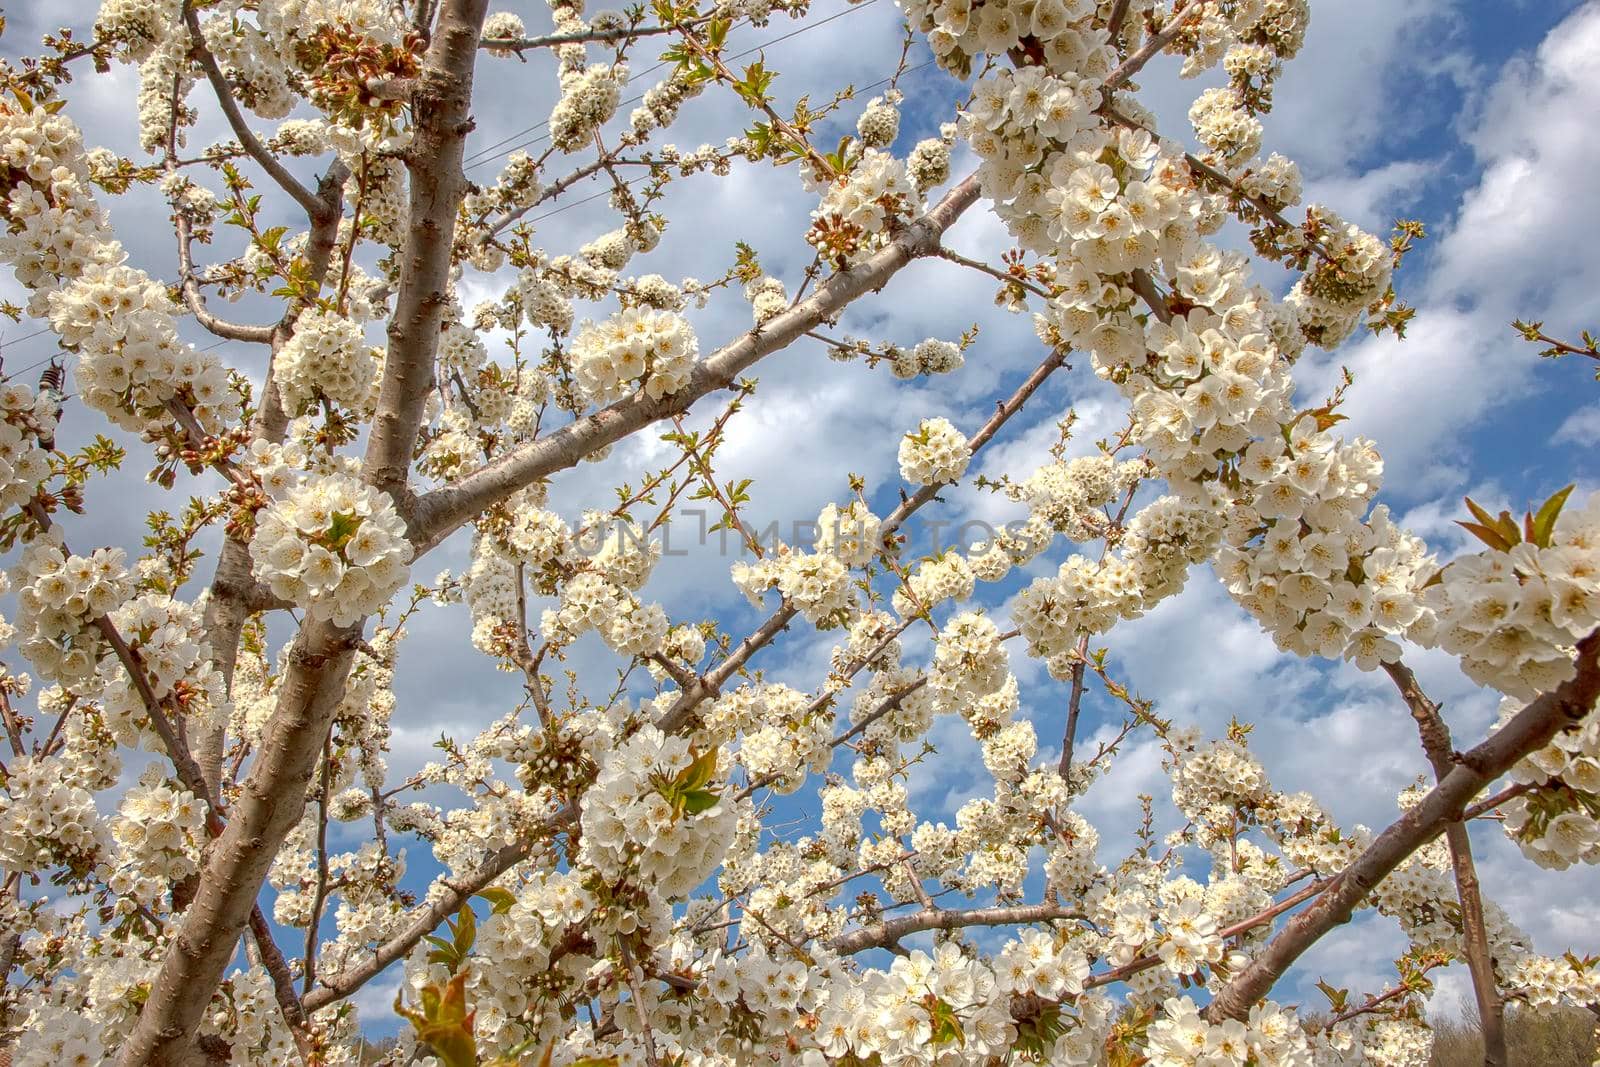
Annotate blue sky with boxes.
[3,0,1599,1035]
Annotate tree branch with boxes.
[408,173,984,552]
[1205,631,1600,1022]
[183,6,334,222]
[116,618,361,1066]
[308,182,1077,1016]
[1383,659,1506,1066]
[828,902,1085,956]
[1059,636,1090,778]
[364,0,492,497]
[481,20,699,53]
[1102,0,1203,90]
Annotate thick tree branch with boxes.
[364,0,492,497]
[408,174,984,553]
[117,618,361,1066]
[1205,631,1600,1022]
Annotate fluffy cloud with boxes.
[1555,401,1600,445]
[1297,3,1600,496]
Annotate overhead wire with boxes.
[510,55,938,228]
[1,337,230,384]
[0,1,928,374]
[463,0,884,172]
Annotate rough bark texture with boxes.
[120,0,490,1058]
[117,619,361,1066]
[365,0,492,499]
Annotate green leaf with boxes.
[1495,509,1521,545]
[477,887,516,914]
[679,788,720,815]
[1463,495,1499,532]
[324,510,363,550]
[1530,484,1575,548]
[680,746,718,793]
[1315,978,1350,1013]
[451,901,476,959]
[929,998,965,1047]
[396,972,478,1067]
[1457,520,1513,553]
[1461,496,1521,551]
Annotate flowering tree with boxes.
[0,0,1595,1064]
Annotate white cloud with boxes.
[1295,4,1600,500]
[1303,159,1436,233]
[1427,4,1600,321]
[1555,401,1600,445]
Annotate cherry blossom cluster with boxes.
[891,550,977,621]
[48,260,241,433]
[811,943,1018,1062]
[0,0,1593,1061]
[108,771,207,907]
[897,415,971,486]
[550,63,627,152]
[733,547,856,626]
[11,541,130,690]
[578,726,739,898]
[807,149,921,266]
[746,275,789,325]
[813,500,883,565]
[928,610,1010,715]
[1016,453,1144,540]
[708,682,833,792]
[1417,492,1600,699]
[273,308,381,415]
[248,471,413,625]
[1146,995,1317,1067]
[98,593,227,749]
[907,127,955,193]
[855,91,902,148]
[903,0,1112,78]
[1495,688,1600,870]
[0,101,238,435]
[0,751,110,876]
[569,306,699,404]
[0,381,57,515]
